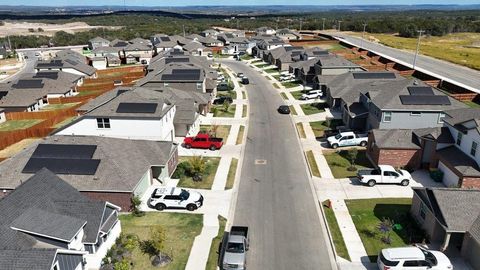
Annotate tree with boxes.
[113,259,131,270]
[347,148,359,171]
[223,100,231,113]
[188,156,207,182]
[378,217,394,244]
[139,226,171,267]
[131,196,144,217]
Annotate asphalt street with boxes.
[331,33,480,92]
[223,60,335,270]
[1,51,37,83]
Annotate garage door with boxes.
[438,161,460,187]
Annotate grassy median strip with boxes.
[273,83,280,89]
[242,105,248,118]
[289,105,297,115]
[242,91,247,100]
[265,76,272,80]
[236,126,245,145]
[296,123,306,139]
[206,215,227,270]
[305,150,321,177]
[119,213,203,270]
[322,201,351,261]
[225,158,239,190]
[280,92,288,100]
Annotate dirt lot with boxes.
[0,58,22,79]
[0,21,121,37]
[0,138,40,158]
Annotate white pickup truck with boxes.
[357,165,413,187]
[327,131,368,149]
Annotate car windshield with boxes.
[334,134,342,139]
[422,250,438,265]
[179,189,190,200]
[226,242,244,253]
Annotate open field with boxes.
[0,21,121,37]
[348,32,480,70]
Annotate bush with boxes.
[429,169,444,182]
[172,161,191,179]
[131,196,144,217]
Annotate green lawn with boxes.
[54,116,77,128]
[281,80,301,88]
[290,90,304,100]
[296,123,306,139]
[242,105,247,118]
[118,213,203,270]
[76,90,101,96]
[255,63,270,68]
[300,103,327,115]
[324,150,372,178]
[272,74,281,81]
[250,59,262,64]
[236,126,245,145]
[225,158,239,189]
[328,43,347,51]
[206,215,227,270]
[211,104,236,118]
[41,102,80,111]
[242,91,246,100]
[175,157,221,189]
[217,90,237,100]
[280,92,288,100]
[200,125,231,141]
[240,54,253,60]
[0,119,43,131]
[264,68,279,74]
[346,198,426,262]
[306,150,321,177]
[310,120,344,138]
[323,201,350,261]
[289,105,297,115]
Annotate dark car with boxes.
[277,105,291,114]
[241,77,249,84]
[217,82,229,91]
[213,96,233,105]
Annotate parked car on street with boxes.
[277,105,291,114]
[237,72,244,78]
[183,133,224,150]
[327,131,368,148]
[358,165,413,187]
[213,96,233,105]
[241,77,249,84]
[300,90,323,100]
[378,246,453,270]
[220,226,249,270]
[148,187,204,211]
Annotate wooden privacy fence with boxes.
[5,103,82,121]
[96,66,145,76]
[0,121,55,150]
[48,94,98,105]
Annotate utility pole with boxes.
[322,18,326,31]
[338,20,342,31]
[413,30,425,69]
[361,23,367,48]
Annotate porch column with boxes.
[441,232,451,251]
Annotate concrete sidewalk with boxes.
[185,214,220,270]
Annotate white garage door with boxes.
[438,161,460,187]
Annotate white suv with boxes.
[300,90,323,100]
[378,246,453,270]
[148,187,204,211]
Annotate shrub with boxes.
[131,196,144,217]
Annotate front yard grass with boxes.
[322,201,350,261]
[290,90,304,100]
[200,125,231,141]
[463,100,480,108]
[324,149,372,178]
[225,158,239,189]
[118,212,203,270]
[282,80,301,88]
[175,157,221,189]
[310,119,344,138]
[41,102,80,111]
[306,150,321,177]
[251,59,262,64]
[240,54,253,60]
[211,104,236,118]
[345,198,426,262]
[300,103,327,115]
[206,215,227,270]
[264,68,279,74]
[0,119,43,131]
[236,126,245,145]
[255,63,270,68]
[217,90,237,100]
[296,123,306,139]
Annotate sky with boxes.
[1,0,478,6]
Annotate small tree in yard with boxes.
[347,148,359,171]
[131,196,144,217]
[378,217,394,245]
[209,124,220,137]
[188,156,207,182]
[113,259,131,270]
[139,226,172,267]
[223,100,231,112]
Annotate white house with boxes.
[256,26,276,35]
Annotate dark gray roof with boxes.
[36,58,96,76]
[436,146,480,177]
[413,187,480,232]
[0,249,57,269]
[316,54,360,68]
[443,108,480,133]
[0,136,176,192]
[89,37,110,44]
[470,215,480,242]
[372,129,421,149]
[412,127,454,144]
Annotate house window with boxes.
[471,141,478,157]
[438,112,446,123]
[419,203,426,220]
[456,132,463,146]
[196,83,203,90]
[97,118,110,129]
[383,111,392,122]
[410,112,421,116]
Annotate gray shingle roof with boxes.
[0,136,175,192]
[470,215,480,242]
[436,146,480,177]
[443,108,480,133]
[36,58,96,76]
[0,249,57,270]
[372,129,421,149]
[412,127,454,144]
[316,54,360,68]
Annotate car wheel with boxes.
[367,180,376,187]
[155,203,166,211]
[360,141,367,147]
[332,143,339,149]
[209,145,217,151]
[185,144,192,149]
[186,204,197,211]
[401,180,410,186]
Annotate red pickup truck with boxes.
[183,133,224,151]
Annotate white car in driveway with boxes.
[148,187,204,211]
[357,165,413,187]
[300,90,323,100]
[378,246,453,270]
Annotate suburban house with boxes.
[251,36,286,58]
[197,36,224,47]
[110,39,129,48]
[151,34,181,53]
[88,37,110,50]
[55,49,87,64]
[91,56,107,70]
[256,26,276,35]
[276,28,301,40]
[0,135,178,210]
[201,29,219,37]
[0,168,121,269]
[0,71,83,112]
[183,41,208,56]
[313,54,363,76]
[264,46,303,71]
[55,87,176,141]
[35,58,97,78]
[123,42,154,65]
[410,187,480,270]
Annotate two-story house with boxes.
[0,168,121,269]
[276,28,301,40]
[256,26,276,35]
[88,37,111,50]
